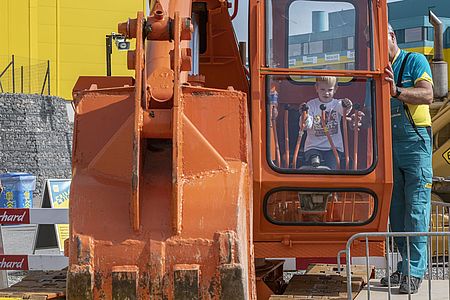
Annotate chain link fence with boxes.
[0,55,50,95]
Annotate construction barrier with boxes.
[0,254,68,271]
[0,207,69,288]
[0,208,68,225]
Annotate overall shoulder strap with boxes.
[396,52,425,141]
[396,52,412,87]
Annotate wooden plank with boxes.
[280,274,362,299]
[271,264,376,299]
[306,264,374,283]
[0,270,66,299]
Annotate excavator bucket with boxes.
[68,4,254,299]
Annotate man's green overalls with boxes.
[390,49,433,279]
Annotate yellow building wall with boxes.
[1,0,146,99]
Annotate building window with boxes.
[405,27,423,43]
[324,38,344,52]
[426,27,434,41]
[348,36,354,50]
[309,41,323,54]
[445,29,450,47]
[394,29,405,44]
[303,43,309,55]
[289,43,302,57]
[346,62,355,70]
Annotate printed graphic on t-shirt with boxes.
[312,110,339,136]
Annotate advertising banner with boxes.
[34,179,71,253]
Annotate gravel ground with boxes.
[376,264,449,280]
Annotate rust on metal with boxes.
[112,266,138,300]
[67,265,94,300]
[118,18,138,39]
[65,0,393,298]
[146,1,171,41]
[173,264,200,300]
[131,11,145,232]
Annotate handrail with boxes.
[344,231,450,299]
[230,0,239,20]
[260,67,383,77]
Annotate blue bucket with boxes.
[0,173,36,208]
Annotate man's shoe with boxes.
[399,275,422,294]
[380,271,402,287]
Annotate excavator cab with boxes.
[252,0,392,264]
[69,0,392,298]
[250,2,393,294]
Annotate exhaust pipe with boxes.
[429,10,448,99]
[429,11,444,61]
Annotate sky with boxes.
[231,0,404,43]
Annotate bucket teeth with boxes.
[67,265,94,300]
[174,264,200,300]
[219,265,246,300]
[112,265,139,300]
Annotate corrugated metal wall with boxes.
[0,0,146,99]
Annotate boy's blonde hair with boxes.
[316,76,337,87]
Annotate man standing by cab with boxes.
[381,24,434,294]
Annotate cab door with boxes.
[249,0,392,262]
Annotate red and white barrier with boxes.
[0,207,69,288]
[0,254,68,271]
[0,208,68,225]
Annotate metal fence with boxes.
[339,201,450,299]
[0,55,50,95]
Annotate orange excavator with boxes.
[69,0,392,298]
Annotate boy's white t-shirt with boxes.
[304,98,347,153]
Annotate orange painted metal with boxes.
[69,1,254,298]
[198,1,249,94]
[249,0,393,262]
[68,0,394,298]
[131,11,145,232]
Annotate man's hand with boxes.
[385,62,433,104]
[384,62,397,97]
